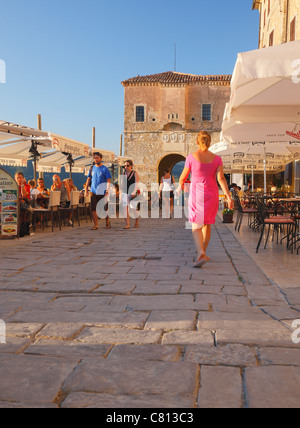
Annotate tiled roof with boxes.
[122,71,232,86]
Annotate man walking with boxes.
[85,152,112,230]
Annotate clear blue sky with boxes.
[0,0,259,153]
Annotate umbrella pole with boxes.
[34,154,37,183]
[264,147,267,195]
[69,159,72,179]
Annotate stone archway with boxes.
[158,153,186,183]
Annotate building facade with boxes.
[253,0,300,48]
[121,72,231,187]
[253,0,300,192]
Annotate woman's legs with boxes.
[192,224,211,264]
[203,225,211,257]
[163,197,170,218]
[170,197,174,218]
[124,206,139,229]
[124,206,130,229]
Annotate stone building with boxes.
[252,0,300,48]
[253,0,300,192]
[121,71,231,187]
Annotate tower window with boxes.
[202,104,212,121]
[290,17,296,42]
[136,106,145,122]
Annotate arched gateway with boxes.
[158,153,186,183]
[121,71,231,188]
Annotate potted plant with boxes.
[222,208,234,224]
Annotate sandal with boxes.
[106,222,111,229]
[90,226,99,231]
[193,255,208,269]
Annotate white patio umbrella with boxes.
[221,41,300,193]
[228,40,300,130]
[222,102,300,144]
[211,141,290,192]
[0,121,91,180]
[0,139,55,180]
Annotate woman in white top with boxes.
[159,168,175,219]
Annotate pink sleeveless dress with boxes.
[185,154,223,225]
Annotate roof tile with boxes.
[122,71,232,86]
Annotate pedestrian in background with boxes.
[160,168,175,219]
[121,160,140,229]
[85,152,112,230]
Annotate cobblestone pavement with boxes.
[0,216,299,408]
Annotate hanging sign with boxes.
[0,158,27,167]
[0,167,19,238]
[51,134,90,157]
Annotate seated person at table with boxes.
[37,178,48,195]
[65,178,77,192]
[15,172,30,202]
[28,180,41,200]
[51,175,71,208]
[15,172,32,236]
[51,175,72,226]
[35,178,49,209]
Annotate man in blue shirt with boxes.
[85,152,112,230]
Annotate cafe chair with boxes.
[256,198,296,253]
[32,191,62,232]
[60,191,81,227]
[233,192,258,232]
[79,193,92,223]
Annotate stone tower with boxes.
[121,71,231,187]
[252,0,300,48]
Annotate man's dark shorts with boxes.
[91,193,105,212]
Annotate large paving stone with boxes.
[62,358,199,398]
[145,310,197,331]
[61,392,195,408]
[259,347,300,366]
[24,340,112,359]
[245,367,300,408]
[198,366,243,408]
[76,327,162,345]
[0,354,78,404]
[162,330,214,346]
[184,344,257,367]
[8,310,149,328]
[107,344,180,362]
[109,295,204,311]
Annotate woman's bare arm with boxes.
[217,165,234,210]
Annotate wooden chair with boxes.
[32,191,61,232]
[60,191,81,227]
[256,196,296,253]
[79,193,92,223]
[233,192,259,232]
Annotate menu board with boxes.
[0,167,19,238]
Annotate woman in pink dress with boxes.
[179,131,234,268]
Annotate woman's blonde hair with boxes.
[197,131,211,150]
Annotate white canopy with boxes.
[0,121,90,158]
[211,142,289,174]
[222,102,300,144]
[223,41,300,144]
[0,120,91,179]
[229,40,300,124]
[221,41,300,193]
